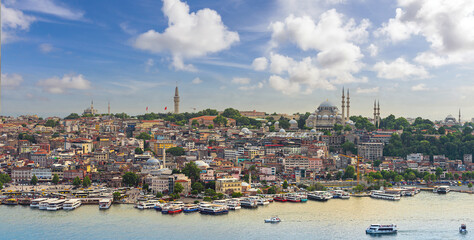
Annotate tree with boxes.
[213,115,228,127]
[45,119,59,127]
[0,182,2,190]
[353,184,365,193]
[394,175,403,183]
[468,183,473,191]
[326,173,332,180]
[156,192,164,198]
[343,166,356,179]
[208,124,214,129]
[191,119,199,127]
[192,182,204,192]
[182,162,201,183]
[203,197,212,202]
[30,174,38,185]
[83,176,91,188]
[333,124,343,132]
[282,180,288,189]
[344,125,352,132]
[73,176,82,187]
[134,147,144,154]
[267,186,278,194]
[166,147,185,156]
[341,141,357,154]
[231,192,243,198]
[122,172,139,186]
[65,113,81,119]
[0,173,12,184]
[174,182,184,194]
[136,132,152,140]
[52,174,60,184]
[435,167,443,179]
[113,192,121,201]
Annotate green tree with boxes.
[468,183,473,191]
[353,184,365,193]
[156,192,164,198]
[341,141,357,154]
[221,108,241,119]
[83,176,91,188]
[0,173,12,184]
[174,182,184,194]
[282,180,288,189]
[333,124,343,132]
[52,174,60,184]
[208,124,214,129]
[182,162,201,183]
[203,196,212,202]
[166,147,185,156]
[191,182,204,192]
[344,125,352,132]
[134,147,144,154]
[122,172,139,186]
[267,186,278,194]
[343,166,356,179]
[231,192,243,198]
[113,192,121,201]
[30,174,38,185]
[45,119,59,127]
[213,115,228,127]
[191,119,199,127]
[136,132,152,140]
[73,176,82,187]
[65,113,81,119]
[326,173,332,180]
[394,175,403,183]
[0,182,3,190]
[435,167,443,179]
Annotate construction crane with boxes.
[339,153,362,185]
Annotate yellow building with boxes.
[215,177,242,194]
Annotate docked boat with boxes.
[332,190,350,199]
[264,216,282,223]
[299,194,308,202]
[18,198,32,205]
[286,195,301,202]
[436,185,450,194]
[46,199,66,211]
[99,198,112,210]
[161,205,182,214]
[370,191,401,201]
[460,224,467,234]
[154,203,164,211]
[63,199,82,210]
[183,204,199,213]
[273,195,287,202]
[227,200,241,210]
[136,200,159,210]
[3,198,18,205]
[308,191,332,202]
[39,199,58,210]
[199,204,228,215]
[257,198,270,205]
[240,198,258,208]
[366,224,398,234]
[30,198,49,208]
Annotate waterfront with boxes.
[1,192,472,240]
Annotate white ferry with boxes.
[227,200,241,210]
[99,198,112,210]
[257,198,270,205]
[39,199,57,210]
[199,204,228,215]
[308,191,332,201]
[436,185,450,194]
[63,199,82,210]
[366,224,397,234]
[240,198,258,208]
[332,190,350,199]
[136,200,160,210]
[46,199,66,211]
[30,198,48,208]
[370,191,401,201]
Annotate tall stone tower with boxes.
[346,89,350,121]
[174,85,180,114]
[377,101,381,127]
[374,100,377,128]
[341,87,345,124]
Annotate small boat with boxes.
[199,204,228,215]
[63,199,82,210]
[308,191,332,202]
[437,186,450,194]
[240,198,258,208]
[99,198,112,210]
[3,198,18,205]
[227,200,241,210]
[273,196,287,202]
[257,198,270,205]
[18,198,32,205]
[332,190,350,199]
[154,203,164,211]
[366,224,397,234]
[265,216,282,223]
[460,224,467,234]
[286,195,301,202]
[162,205,182,214]
[299,194,308,202]
[136,200,159,210]
[183,204,199,213]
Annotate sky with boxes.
[2,0,474,121]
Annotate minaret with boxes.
[162,146,166,169]
[91,100,94,112]
[108,101,111,115]
[174,85,180,114]
[341,87,345,124]
[373,100,377,128]
[458,109,461,124]
[377,101,381,127]
[346,89,350,121]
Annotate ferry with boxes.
[136,200,159,210]
[308,191,332,202]
[264,216,282,223]
[286,195,301,202]
[30,198,49,208]
[370,191,401,201]
[161,205,182,214]
[240,198,258,208]
[18,198,32,205]
[63,199,82,210]
[154,203,164,211]
[332,190,350,199]
[273,195,287,202]
[46,199,66,211]
[199,204,228,215]
[460,224,467,234]
[366,224,397,234]
[257,198,270,205]
[299,194,308,202]
[99,198,112,210]
[436,186,450,194]
[182,204,199,213]
[39,199,58,210]
[227,200,241,210]
[3,198,18,205]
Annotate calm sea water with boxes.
[1,192,472,240]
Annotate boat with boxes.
[240,198,258,208]
[460,224,467,234]
[366,224,398,234]
[299,194,308,202]
[257,198,270,205]
[3,198,18,205]
[154,203,164,211]
[199,204,228,215]
[286,195,301,202]
[162,205,182,214]
[30,198,49,208]
[18,198,32,205]
[332,190,350,199]
[63,199,82,210]
[99,198,112,210]
[227,200,241,210]
[136,200,159,210]
[46,199,66,211]
[39,199,58,210]
[437,185,450,194]
[266,197,274,203]
[308,191,332,202]
[183,204,199,213]
[370,191,401,201]
[273,195,287,202]
[264,216,282,223]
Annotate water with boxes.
[1,192,472,240]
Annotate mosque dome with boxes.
[194,160,209,168]
[275,121,279,125]
[146,158,160,165]
[330,115,335,118]
[317,115,322,119]
[310,129,317,133]
[267,122,272,126]
[336,115,342,119]
[319,100,336,108]
[322,115,329,119]
[279,128,286,133]
[289,119,297,124]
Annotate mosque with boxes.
[305,88,350,131]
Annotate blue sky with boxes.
[2,0,474,121]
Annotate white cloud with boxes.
[6,0,84,20]
[411,83,428,91]
[1,5,35,43]
[232,77,251,85]
[373,58,429,80]
[238,82,264,91]
[1,73,24,89]
[268,75,300,95]
[356,87,379,94]
[119,22,136,35]
[133,0,239,71]
[39,43,53,53]
[252,57,268,71]
[145,58,155,72]
[192,77,202,84]
[377,0,474,67]
[367,44,378,57]
[37,74,91,94]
